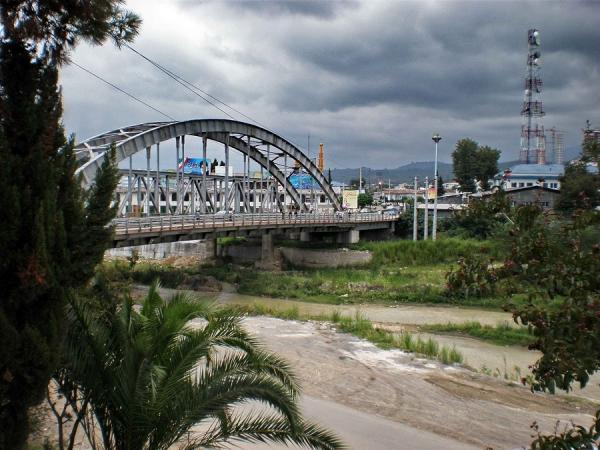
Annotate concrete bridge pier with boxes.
[300,231,311,242]
[299,229,361,245]
[256,232,280,270]
[336,229,360,244]
[204,235,218,260]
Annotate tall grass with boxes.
[354,237,505,267]
[421,321,535,347]
[228,304,463,365]
[328,311,463,364]
[232,302,302,321]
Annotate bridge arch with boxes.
[74,119,341,212]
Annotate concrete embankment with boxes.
[106,240,373,268]
[106,240,213,261]
[279,246,372,268]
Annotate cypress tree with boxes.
[0,3,140,447]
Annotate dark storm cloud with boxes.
[229,0,356,18]
[271,1,599,118]
[61,0,600,168]
[178,0,356,18]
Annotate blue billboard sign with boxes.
[289,174,315,189]
[178,157,210,175]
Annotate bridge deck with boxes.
[111,212,398,247]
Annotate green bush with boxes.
[442,191,511,239]
[355,237,504,267]
[445,257,499,299]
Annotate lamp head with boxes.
[432,133,442,143]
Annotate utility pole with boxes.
[424,176,429,240]
[413,176,418,241]
[359,166,362,193]
[432,133,442,241]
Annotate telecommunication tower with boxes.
[520,28,546,164]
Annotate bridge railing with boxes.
[111,212,399,236]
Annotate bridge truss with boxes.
[74,119,342,215]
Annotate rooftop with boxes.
[506,163,565,176]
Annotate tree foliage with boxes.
[529,410,600,450]
[358,192,373,208]
[557,162,600,213]
[557,131,600,213]
[53,284,344,450]
[509,211,600,393]
[0,0,141,61]
[441,192,600,447]
[348,177,365,189]
[452,138,500,192]
[0,2,140,447]
[442,191,510,239]
[436,175,446,197]
[582,133,600,164]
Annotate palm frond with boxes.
[192,413,346,450]
[61,286,341,450]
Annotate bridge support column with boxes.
[300,231,311,242]
[336,229,360,245]
[203,235,218,261]
[256,233,280,270]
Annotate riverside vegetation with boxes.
[103,237,509,308]
[420,321,535,347]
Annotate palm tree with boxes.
[58,283,344,450]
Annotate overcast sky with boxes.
[60,0,600,169]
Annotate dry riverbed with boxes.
[34,284,598,449]
[243,316,597,450]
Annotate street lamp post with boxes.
[413,176,418,241]
[432,133,442,241]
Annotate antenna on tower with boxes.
[520,28,546,164]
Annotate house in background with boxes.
[496,163,564,190]
[502,185,561,209]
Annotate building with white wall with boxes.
[496,163,564,190]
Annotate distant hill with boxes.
[330,157,571,186]
[330,161,453,186]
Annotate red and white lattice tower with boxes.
[520,29,546,164]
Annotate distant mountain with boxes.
[330,161,454,186]
[330,156,573,186]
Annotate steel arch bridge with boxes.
[74,119,341,215]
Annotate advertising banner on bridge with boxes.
[179,157,210,175]
[343,190,358,209]
[289,173,316,190]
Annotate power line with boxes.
[70,61,176,121]
[124,45,346,164]
[125,44,243,122]
[77,46,346,169]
